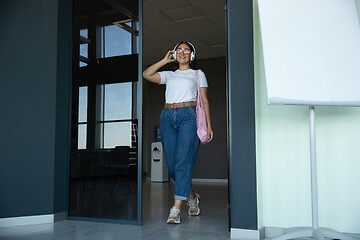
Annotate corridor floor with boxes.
[0,180,229,240]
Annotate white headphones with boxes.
[172,41,196,62]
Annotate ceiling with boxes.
[143,0,226,67]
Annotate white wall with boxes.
[254,0,360,234]
[357,0,360,25]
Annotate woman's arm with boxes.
[143,50,175,84]
[200,87,214,142]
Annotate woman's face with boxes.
[176,43,192,64]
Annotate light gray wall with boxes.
[145,57,227,179]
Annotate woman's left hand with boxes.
[207,129,214,143]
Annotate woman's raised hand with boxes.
[163,50,175,64]
[142,50,175,84]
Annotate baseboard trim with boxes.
[54,212,67,223]
[231,228,261,239]
[264,226,284,238]
[192,178,228,183]
[146,177,228,184]
[0,212,66,228]
[263,227,360,239]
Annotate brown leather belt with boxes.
[164,101,197,109]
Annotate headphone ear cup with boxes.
[173,51,177,61]
[190,52,195,62]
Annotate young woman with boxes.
[143,41,213,224]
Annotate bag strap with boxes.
[196,70,203,107]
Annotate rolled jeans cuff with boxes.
[174,194,188,201]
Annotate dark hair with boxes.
[171,41,197,70]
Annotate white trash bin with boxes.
[151,142,168,182]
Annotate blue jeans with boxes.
[160,106,200,201]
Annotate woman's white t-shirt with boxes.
[158,69,208,104]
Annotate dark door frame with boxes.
[226,0,258,231]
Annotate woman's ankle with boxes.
[174,199,182,209]
[188,191,195,200]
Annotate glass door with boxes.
[69,0,142,224]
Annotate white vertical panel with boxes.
[258,0,360,106]
[255,0,360,234]
[356,0,360,25]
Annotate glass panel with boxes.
[80,44,88,57]
[104,83,132,121]
[68,147,138,220]
[78,86,88,122]
[69,122,138,220]
[70,0,139,223]
[80,29,88,67]
[78,124,87,150]
[80,29,88,38]
[79,44,88,67]
[103,121,132,148]
[103,24,132,58]
[79,62,88,67]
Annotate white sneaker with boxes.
[187,193,200,216]
[167,206,181,224]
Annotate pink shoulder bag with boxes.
[196,70,208,144]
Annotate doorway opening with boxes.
[142,0,228,233]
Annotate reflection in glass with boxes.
[69,121,138,220]
[104,82,132,121]
[80,29,88,67]
[103,122,132,148]
[103,24,132,58]
[78,86,88,122]
[69,147,137,220]
[79,62,88,67]
[80,44,88,58]
[79,44,88,68]
[78,124,87,149]
[70,0,139,222]
[80,29,88,38]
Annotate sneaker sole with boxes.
[188,207,200,216]
[167,216,181,224]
